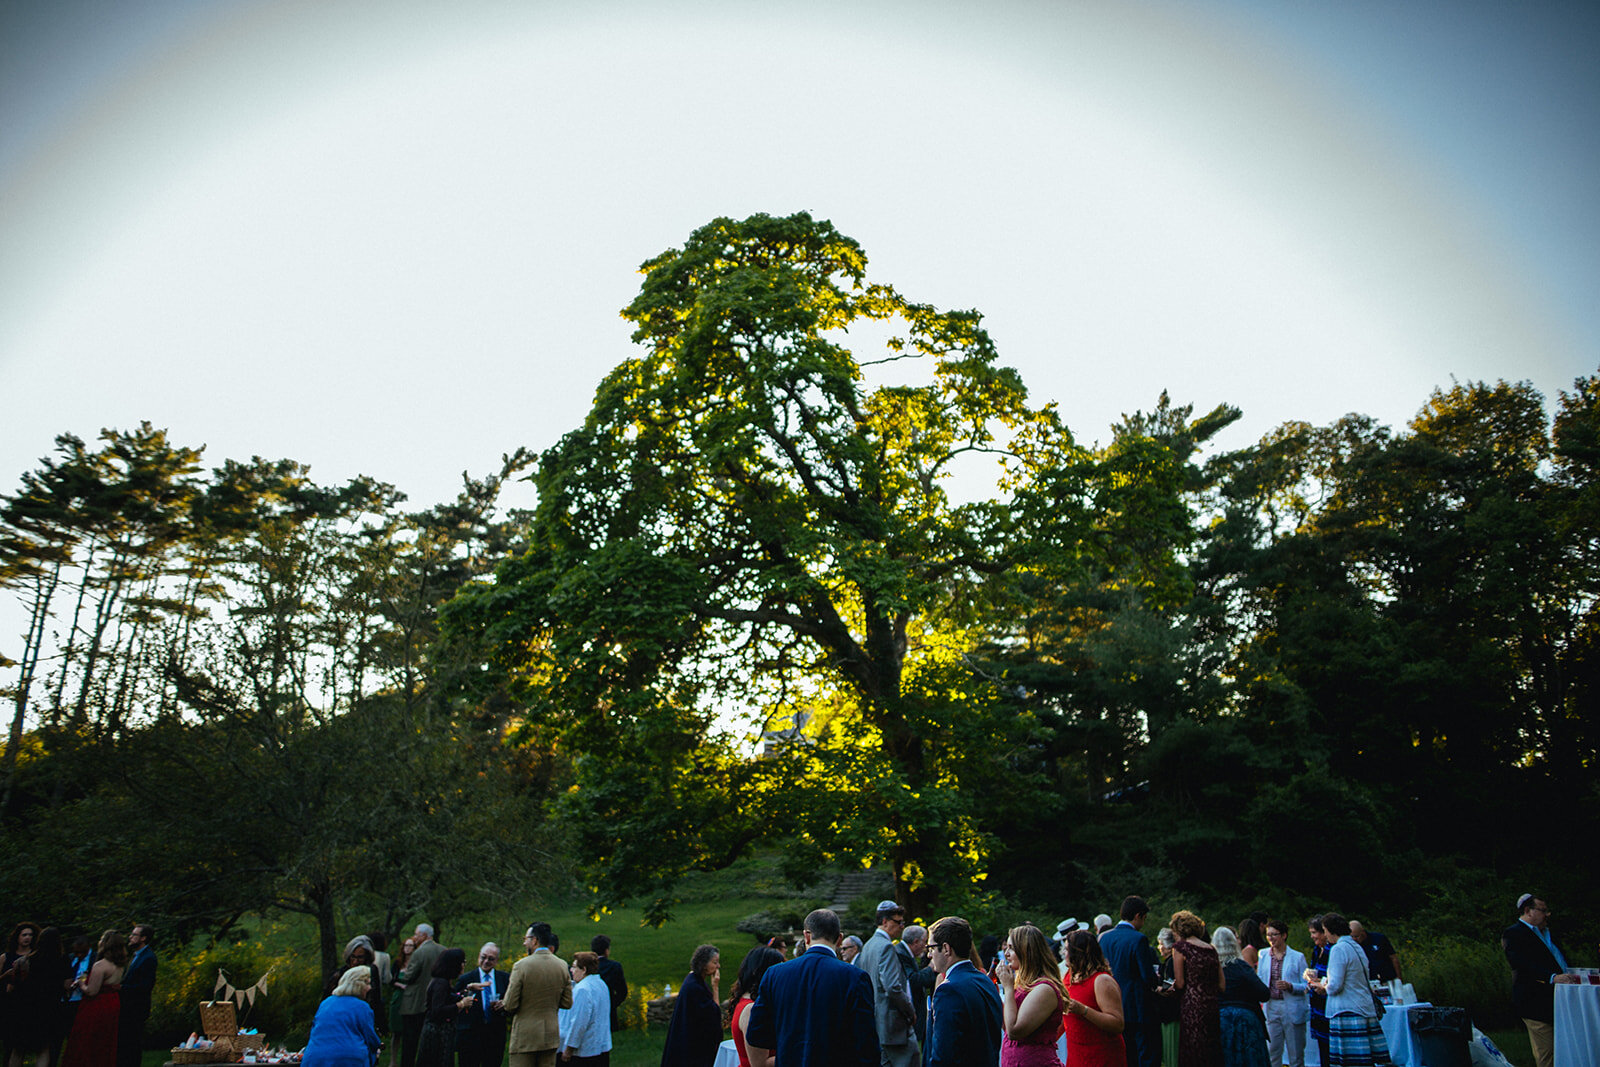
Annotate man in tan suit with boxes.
[502,922,572,1067]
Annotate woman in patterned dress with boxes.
[1169,910,1222,1067]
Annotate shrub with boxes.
[1404,935,1516,1029]
[735,909,803,941]
[150,936,322,1050]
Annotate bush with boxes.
[735,909,804,941]
[1404,935,1516,1030]
[150,935,322,1050]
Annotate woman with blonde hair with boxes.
[995,924,1065,1066]
[1170,910,1222,1067]
[60,931,128,1067]
[1212,927,1269,1067]
[303,965,382,1067]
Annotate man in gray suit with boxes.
[397,923,445,1067]
[856,900,919,1067]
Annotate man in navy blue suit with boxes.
[118,924,158,1067]
[1100,895,1161,1067]
[455,942,510,1067]
[924,916,1001,1067]
[745,908,878,1067]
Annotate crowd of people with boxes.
[6,889,1581,1067]
[655,897,1415,1067]
[0,923,158,1067]
[303,922,627,1067]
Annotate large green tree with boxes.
[449,212,1057,918]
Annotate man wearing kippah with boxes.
[856,900,920,1067]
[1503,893,1578,1067]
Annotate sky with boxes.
[2,0,1597,512]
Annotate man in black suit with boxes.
[745,908,879,1067]
[590,935,628,1032]
[455,942,510,1067]
[118,924,157,1067]
[1503,893,1578,1067]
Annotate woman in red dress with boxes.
[1060,928,1127,1067]
[1170,910,1222,1067]
[728,946,784,1067]
[62,930,127,1067]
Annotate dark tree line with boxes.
[0,431,556,979]
[4,214,1596,958]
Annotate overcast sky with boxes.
[2,0,1596,510]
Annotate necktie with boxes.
[482,971,492,1018]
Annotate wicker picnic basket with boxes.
[200,1001,238,1039]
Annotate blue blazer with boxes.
[746,946,879,1067]
[925,961,1001,1067]
[1100,923,1159,1024]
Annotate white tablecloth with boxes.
[1305,1002,1429,1067]
[713,1037,741,1067]
[1554,982,1600,1067]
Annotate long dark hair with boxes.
[6,923,39,955]
[432,947,466,980]
[731,946,784,1002]
[1065,929,1111,984]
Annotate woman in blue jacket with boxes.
[304,966,382,1067]
[1310,914,1391,1067]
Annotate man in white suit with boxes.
[1256,919,1310,1067]
[856,900,919,1067]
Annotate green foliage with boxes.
[1404,936,1517,1030]
[149,933,322,1048]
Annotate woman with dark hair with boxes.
[328,937,386,1037]
[386,936,416,1067]
[1309,914,1391,1067]
[416,948,471,1067]
[1237,918,1266,970]
[660,944,720,1067]
[8,926,67,1067]
[995,924,1065,1067]
[61,931,127,1067]
[1306,917,1331,1067]
[1169,910,1222,1067]
[1,923,40,1059]
[1059,928,1125,1067]
[1211,928,1269,1067]
[559,952,612,1066]
[728,947,783,1067]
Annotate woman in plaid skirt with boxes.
[1308,914,1390,1067]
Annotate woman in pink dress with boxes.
[995,924,1065,1067]
[61,931,127,1067]
[1061,929,1127,1067]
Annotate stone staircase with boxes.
[830,867,892,913]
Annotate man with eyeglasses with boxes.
[455,943,509,1067]
[924,916,1001,1067]
[1503,893,1578,1067]
[856,900,920,1067]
